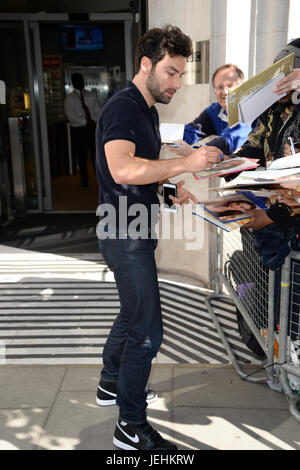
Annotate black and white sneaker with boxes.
[113,418,178,450]
[96,380,158,406]
[96,381,117,406]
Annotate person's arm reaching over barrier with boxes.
[273,68,300,95]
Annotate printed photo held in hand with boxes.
[204,198,256,220]
[193,157,259,179]
[200,194,257,220]
[193,193,267,232]
[193,205,251,232]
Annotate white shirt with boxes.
[218,107,228,123]
[64,89,101,127]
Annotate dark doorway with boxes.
[39,21,126,211]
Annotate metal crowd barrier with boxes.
[277,253,300,422]
[205,227,300,423]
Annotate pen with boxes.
[289,137,296,154]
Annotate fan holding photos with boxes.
[225,38,300,231]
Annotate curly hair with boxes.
[135,25,193,71]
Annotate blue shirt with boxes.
[184,102,253,154]
[95,81,161,230]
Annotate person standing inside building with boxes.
[95,25,223,450]
[64,72,101,186]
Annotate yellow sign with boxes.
[227,53,295,127]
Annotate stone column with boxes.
[254,0,289,73]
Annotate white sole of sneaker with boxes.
[113,437,137,451]
[96,396,157,406]
[146,395,157,404]
[96,397,117,406]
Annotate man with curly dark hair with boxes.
[94,25,223,450]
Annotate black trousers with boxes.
[71,122,96,184]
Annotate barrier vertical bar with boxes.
[278,253,300,422]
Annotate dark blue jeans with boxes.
[98,235,163,424]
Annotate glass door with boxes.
[0,13,133,215]
[39,21,127,211]
[0,21,40,213]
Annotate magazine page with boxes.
[198,194,259,221]
[193,157,259,179]
[218,167,300,190]
[193,204,251,232]
[213,186,278,199]
[267,154,300,170]
[159,123,184,144]
[194,193,267,231]
[238,167,300,181]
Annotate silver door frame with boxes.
[0,12,133,211]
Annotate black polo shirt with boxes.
[95,81,161,232]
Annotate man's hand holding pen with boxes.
[184,145,225,172]
[166,139,225,169]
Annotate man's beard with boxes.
[146,69,175,104]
